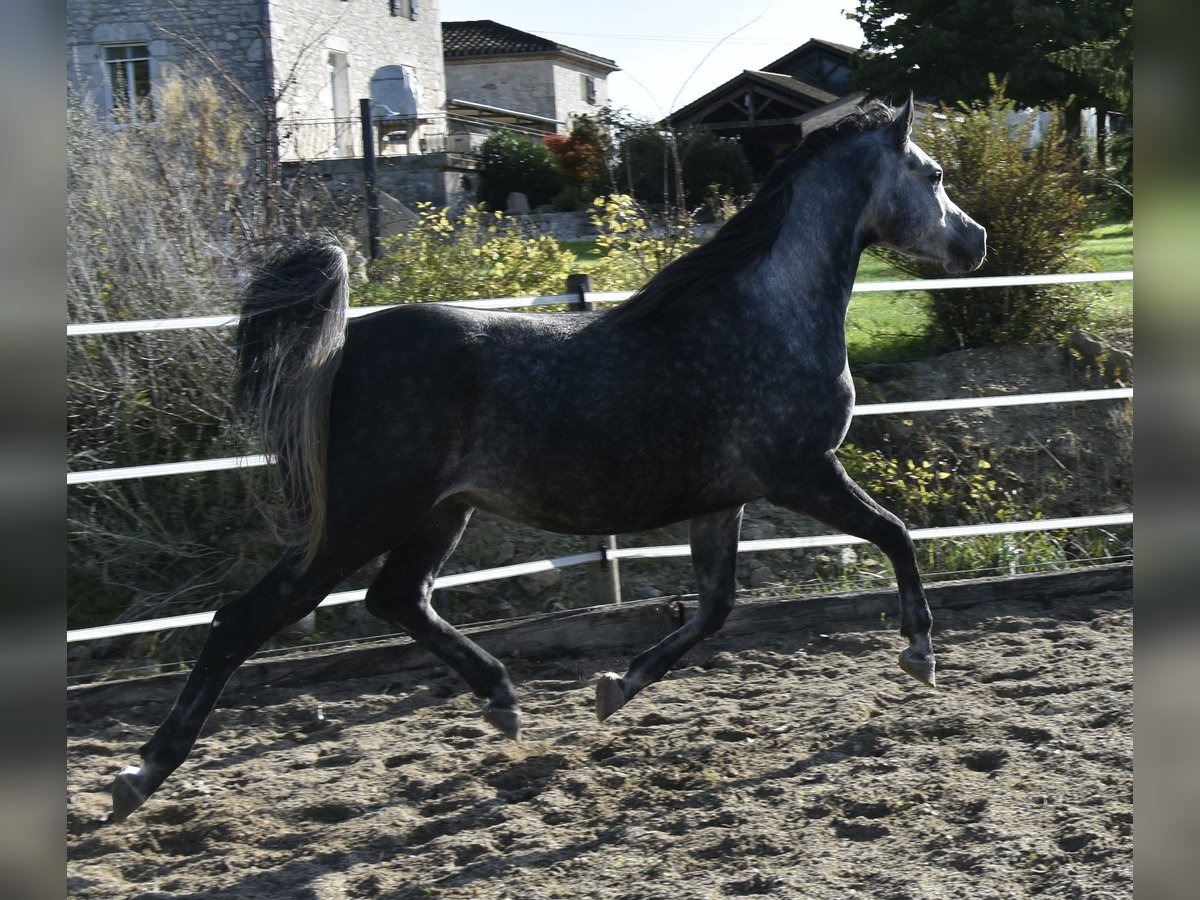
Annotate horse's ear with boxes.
[890,92,914,146]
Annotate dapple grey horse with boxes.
[111,96,986,821]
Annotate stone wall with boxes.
[550,60,612,126]
[445,57,559,123]
[67,0,267,113]
[300,151,474,209]
[68,0,447,149]
[445,54,612,130]
[266,0,445,128]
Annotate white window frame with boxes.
[104,43,153,124]
[390,0,418,19]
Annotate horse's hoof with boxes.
[482,702,521,741]
[110,766,150,823]
[595,673,627,722]
[899,648,937,688]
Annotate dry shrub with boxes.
[67,70,348,655]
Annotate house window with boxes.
[582,74,597,105]
[104,43,153,123]
[390,0,418,18]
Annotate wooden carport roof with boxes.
[663,70,844,131]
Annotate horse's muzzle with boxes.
[943,217,987,274]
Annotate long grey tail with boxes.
[235,235,349,571]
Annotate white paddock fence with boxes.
[67,271,1134,644]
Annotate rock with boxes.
[741,521,779,541]
[631,582,664,600]
[748,561,777,588]
[518,568,562,599]
[487,598,517,619]
[505,192,530,214]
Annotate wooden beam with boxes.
[68,564,1131,713]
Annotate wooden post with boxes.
[590,537,622,606]
[359,98,381,261]
[567,272,594,311]
[566,274,622,604]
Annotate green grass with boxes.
[1077,219,1133,333]
[559,239,601,273]
[557,217,1132,363]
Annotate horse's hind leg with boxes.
[364,501,522,740]
[596,506,743,721]
[110,554,350,822]
[766,451,936,687]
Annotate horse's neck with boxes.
[736,170,869,367]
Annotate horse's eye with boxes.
[929,170,943,187]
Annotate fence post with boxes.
[359,98,381,261]
[567,272,594,312]
[565,274,622,604]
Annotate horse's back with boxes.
[326,303,758,533]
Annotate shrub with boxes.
[477,130,565,210]
[355,203,577,305]
[839,444,1019,528]
[586,194,700,291]
[68,74,259,638]
[544,115,613,203]
[876,80,1098,348]
[67,70,353,648]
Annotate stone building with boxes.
[442,19,619,144]
[67,0,447,161]
[66,3,623,212]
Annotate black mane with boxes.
[606,100,897,324]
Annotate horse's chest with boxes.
[748,366,855,454]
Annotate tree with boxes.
[1048,4,1132,189]
[612,123,753,210]
[476,130,565,211]
[544,114,614,203]
[848,1,1130,147]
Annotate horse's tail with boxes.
[235,235,349,572]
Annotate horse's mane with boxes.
[605,100,897,325]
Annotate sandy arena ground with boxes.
[68,580,1131,899]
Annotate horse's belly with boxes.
[459,450,759,535]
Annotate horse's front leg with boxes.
[596,506,744,721]
[766,451,936,687]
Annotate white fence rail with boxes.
[67,512,1133,643]
[63,272,1132,338]
[67,270,1134,643]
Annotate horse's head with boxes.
[864,95,987,274]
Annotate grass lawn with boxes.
[560,218,1133,364]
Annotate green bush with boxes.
[877,80,1098,348]
[477,130,565,210]
[833,443,1129,585]
[679,130,755,207]
[355,203,577,305]
[839,444,1019,528]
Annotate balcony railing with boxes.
[276,112,558,163]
